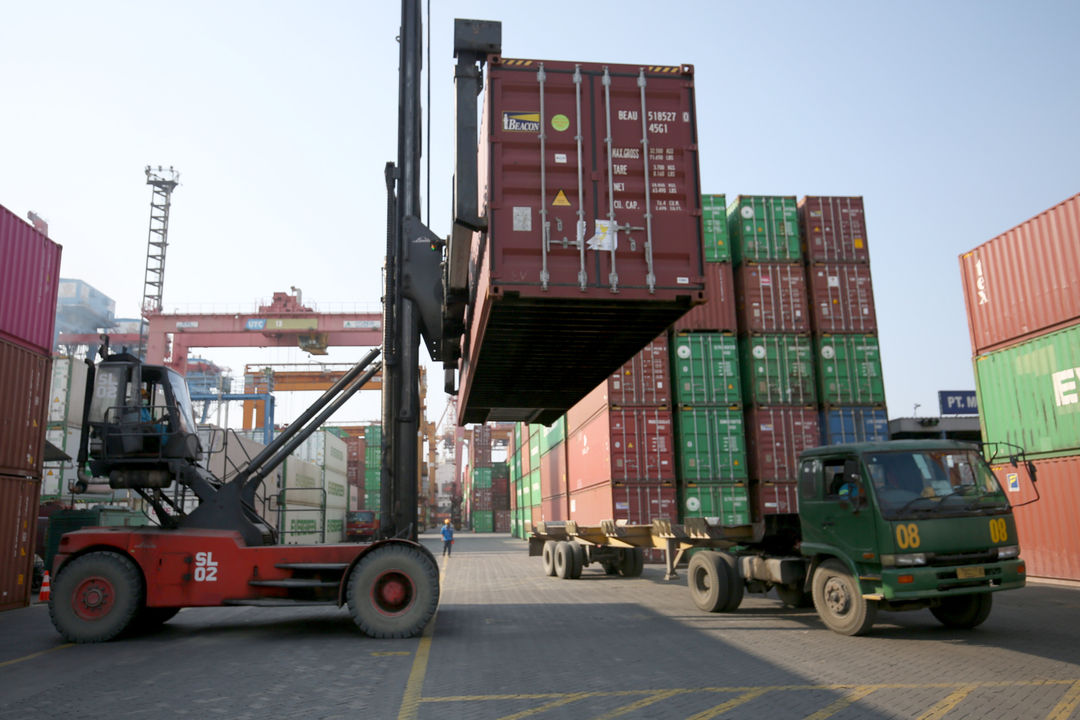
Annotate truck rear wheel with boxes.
[812,559,877,636]
[49,551,144,643]
[554,541,574,579]
[347,544,439,639]
[718,552,743,611]
[688,551,728,612]
[569,543,585,579]
[542,540,557,576]
[930,593,993,629]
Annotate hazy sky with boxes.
[2,1,1077,430]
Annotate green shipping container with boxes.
[740,335,816,405]
[816,334,885,405]
[364,425,382,468]
[728,195,800,264]
[975,323,1080,459]
[529,468,541,504]
[702,194,730,262]
[676,406,747,482]
[672,333,742,406]
[535,417,566,456]
[473,510,495,533]
[680,484,751,526]
[472,467,493,488]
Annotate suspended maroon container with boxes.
[745,406,820,483]
[0,203,62,355]
[735,262,810,334]
[798,196,869,264]
[672,262,737,332]
[806,263,877,333]
[458,58,705,424]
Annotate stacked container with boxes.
[729,195,818,523]
[960,193,1080,582]
[1,202,62,610]
[278,429,348,544]
[363,424,382,512]
[42,357,88,500]
[468,424,493,531]
[509,423,542,539]
[344,435,366,512]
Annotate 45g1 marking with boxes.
[989,517,1009,543]
[896,523,921,550]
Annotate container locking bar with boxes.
[538,63,550,291]
[602,67,619,293]
[637,69,656,293]
[573,64,587,291]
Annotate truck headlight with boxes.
[882,553,927,567]
[995,545,1020,560]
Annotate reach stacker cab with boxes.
[48,341,439,643]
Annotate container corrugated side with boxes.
[568,483,677,527]
[960,193,1080,355]
[798,196,869,264]
[820,406,890,445]
[806,263,877,333]
[728,196,800,264]
[736,262,810,333]
[0,338,51,478]
[752,481,799,517]
[745,406,820,483]
[670,332,741,406]
[991,454,1080,582]
[459,58,705,424]
[672,261,737,333]
[540,443,568,499]
[975,322,1080,458]
[0,474,40,611]
[701,194,729,262]
[815,334,885,405]
[0,203,62,354]
[680,483,750,525]
[739,335,816,406]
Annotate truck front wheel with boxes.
[930,593,992,629]
[812,559,877,636]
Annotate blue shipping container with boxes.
[820,407,889,445]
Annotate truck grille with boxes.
[928,550,997,567]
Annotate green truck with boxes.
[531,440,1029,635]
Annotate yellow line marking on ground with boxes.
[396,557,447,720]
[495,692,590,720]
[686,688,769,720]
[373,651,412,657]
[917,685,978,720]
[1048,679,1080,720]
[594,689,682,720]
[0,644,73,669]
[803,686,878,720]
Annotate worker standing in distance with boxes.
[441,518,454,557]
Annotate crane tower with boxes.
[137,165,180,360]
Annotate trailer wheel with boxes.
[812,559,877,636]
[347,544,439,639]
[718,552,744,612]
[775,585,813,608]
[930,593,993,629]
[619,548,645,578]
[601,560,619,575]
[554,542,574,579]
[49,551,144,643]
[688,551,728,612]
[569,543,585,579]
[542,540,558,576]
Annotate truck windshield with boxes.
[863,449,1010,520]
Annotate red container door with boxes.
[799,196,869,264]
[0,338,50,478]
[746,407,820,483]
[673,262,737,332]
[807,263,877,333]
[540,446,568,499]
[736,263,810,334]
[752,481,799,517]
[607,334,671,408]
[609,408,676,483]
[0,474,41,611]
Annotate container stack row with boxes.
[1,202,62,610]
[43,357,87,501]
[343,434,366,514]
[960,193,1080,582]
[362,424,382,512]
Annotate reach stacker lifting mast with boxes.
[46,1,491,643]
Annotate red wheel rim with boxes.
[370,570,415,616]
[72,575,115,621]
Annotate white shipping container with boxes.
[325,465,347,510]
[277,503,326,545]
[48,357,88,425]
[43,424,81,498]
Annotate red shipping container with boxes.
[992,454,1080,582]
[752,480,799,517]
[494,509,512,533]
[672,261,738,333]
[540,445,568,499]
[0,338,51,478]
[960,193,1080,355]
[607,334,671,407]
[458,58,705,425]
[541,493,568,523]
[473,487,494,511]
[799,196,869,264]
[806,263,877,333]
[0,474,41,611]
[531,504,544,530]
[569,483,676,526]
[567,381,609,436]
[736,263,810,334]
[471,425,493,468]
[746,407,820,483]
[567,406,676,490]
[0,203,62,355]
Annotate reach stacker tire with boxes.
[812,559,877,636]
[930,593,993,629]
[49,551,144,643]
[542,540,558,576]
[347,544,439,639]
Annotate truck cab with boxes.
[796,440,1026,634]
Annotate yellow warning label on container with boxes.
[553,190,571,207]
[854,238,864,248]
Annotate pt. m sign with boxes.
[939,390,978,416]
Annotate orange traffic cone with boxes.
[38,571,51,603]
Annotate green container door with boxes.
[672,333,742,406]
[676,407,747,482]
[975,323,1080,458]
[702,194,730,262]
[816,335,885,405]
[740,335,816,405]
[728,196,800,264]
[472,467,493,488]
[473,510,495,533]
[364,425,382,469]
[680,484,751,526]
